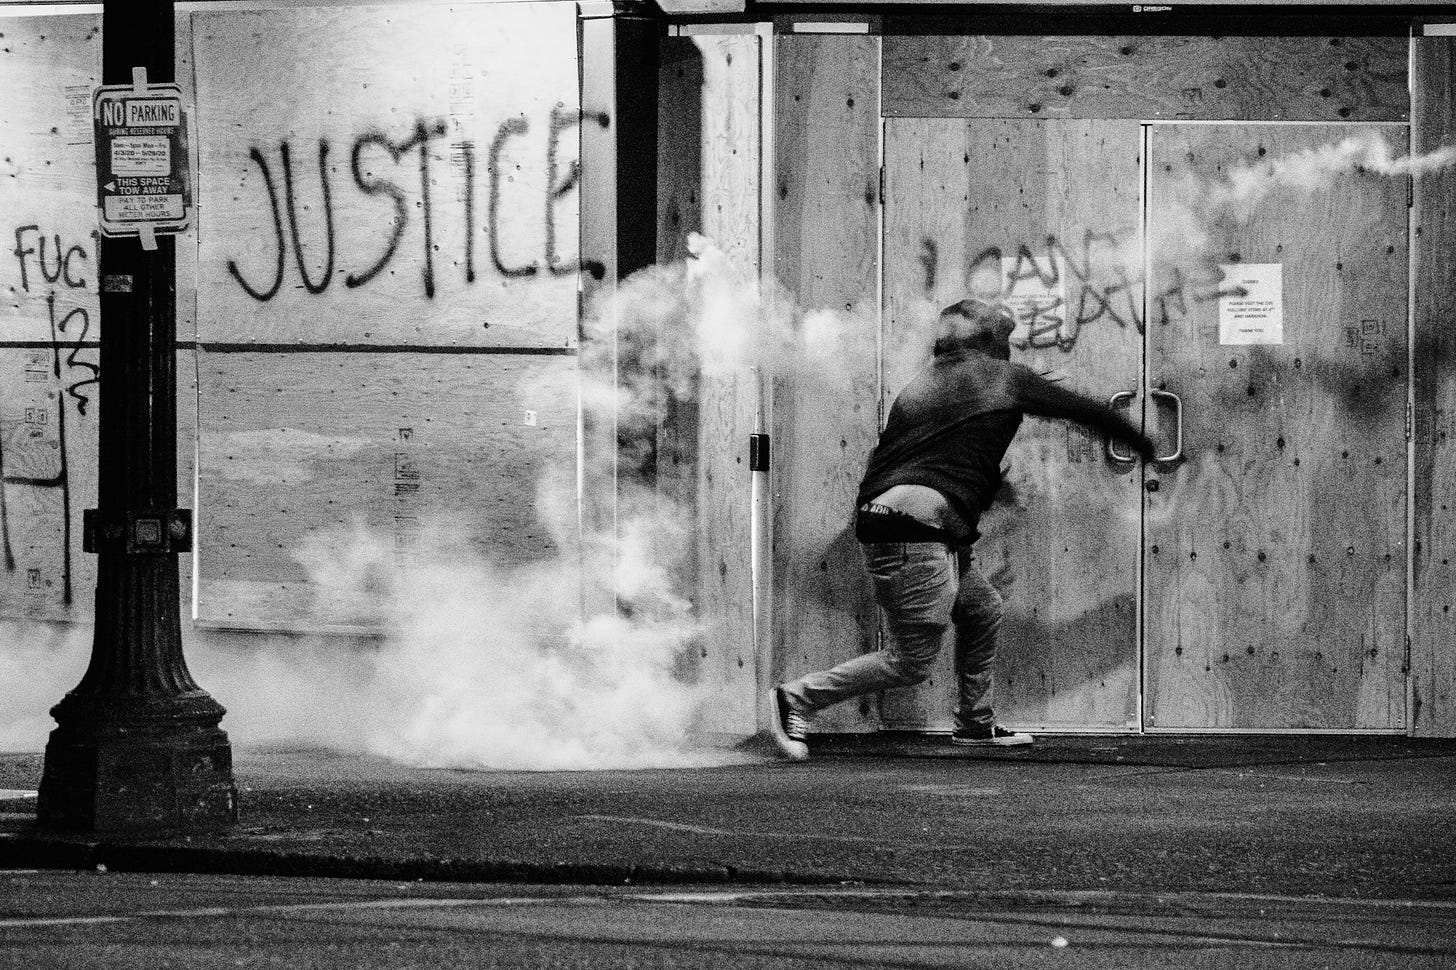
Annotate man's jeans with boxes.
[781,542,1002,733]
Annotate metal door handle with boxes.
[1107,390,1138,462]
[1149,389,1184,462]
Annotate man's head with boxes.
[934,298,1016,360]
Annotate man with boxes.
[769,298,1156,761]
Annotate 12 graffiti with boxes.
[2,225,98,607]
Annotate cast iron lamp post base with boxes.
[37,557,237,832]
[38,716,236,833]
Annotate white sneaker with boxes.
[767,687,810,761]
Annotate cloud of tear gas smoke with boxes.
[2,234,878,770]
[1153,131,1456,266]
[0,621,90,751]
[218,493,726,771]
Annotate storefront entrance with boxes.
[879,117,1409,732]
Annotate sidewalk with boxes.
[3,735,1455,899]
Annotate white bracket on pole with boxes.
[132,65,148,93]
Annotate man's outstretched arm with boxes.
[1012,366,1157,459]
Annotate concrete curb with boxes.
[0,833,875,888]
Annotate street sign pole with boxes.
[36,0,236,832]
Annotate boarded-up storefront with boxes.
[6,0,1456,743]
[756,15,1456,738]
[0,0,762,741]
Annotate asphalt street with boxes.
[6,737,1456,896]
[3,870,1455,970]
[3,736,1455,967]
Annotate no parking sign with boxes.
[93,68,191,248]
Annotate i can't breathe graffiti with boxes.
[924,229,1230,352]
[226,109,601,304]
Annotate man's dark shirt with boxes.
[856,348,1153,537]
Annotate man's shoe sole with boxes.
[766,688,809,762]
[951,735,1034,747]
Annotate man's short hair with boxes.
[939,297,1015,333]
[933,298,1016,358]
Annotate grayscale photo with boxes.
[1,0,1454,965]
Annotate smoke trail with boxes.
[1152,131,1456,265]
[1213,130,1456,211]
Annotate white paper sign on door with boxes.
[1218,263,1283,345]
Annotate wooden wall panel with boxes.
[0,345,97,619]
[0,347,196,621]
[658,38,705,267]
[659,33,763,266]
[1145,124,1407,731]
[771,35,880,732]
[191,3,579,348]
[187,3,585,634]
[656,34,761,736]
[0,8,100,616]
[880,119,1144,732]
[175,10,200,343]
[576,12,620,625]
[1413,39,1456,738]
[0,12,181,623]
[884,36,1409,122]
[0,12,100,347]
[194,350,576,629]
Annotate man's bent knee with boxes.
[883,655,934,687]
[880,625,944,686]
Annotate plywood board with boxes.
[771,35,880,732]
[657,38,705,268]
[1412,39,1456,738]
[191,3,579,348]
[656,34,761,736]
[175,9,200,344]
[683,368,758,736]
[0,12,102,345]
[884,36,1409,122]
[0,347,196,621]
[194,350,576,628]
[658,34,761,269]
[0,11,196,621]
[575,14,620,625]
[1145,124,1407,730]
[880,119,1144,732]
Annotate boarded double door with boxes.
[880,118,1408,732]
